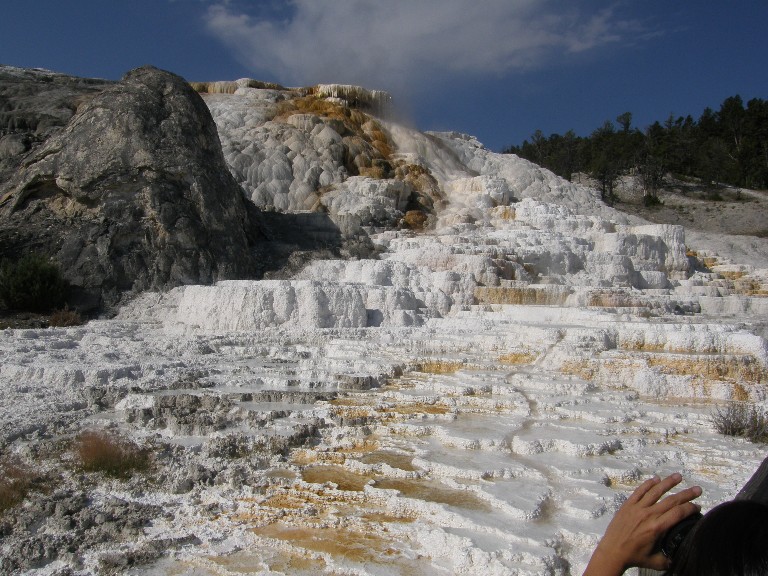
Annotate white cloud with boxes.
[204,0,645,95]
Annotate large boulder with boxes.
[0,66,262,310]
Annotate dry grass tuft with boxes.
[75,430,149,479]
[0,457,35,513]
[711,403,768,443]
[49,307,84,327]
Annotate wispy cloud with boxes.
[204,0,648,95]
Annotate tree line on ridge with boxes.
[503,95,768,204]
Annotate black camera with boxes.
[659,455,768,560]
[659,511,702,558]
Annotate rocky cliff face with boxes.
[0,66,263,310]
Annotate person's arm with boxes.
[583,473,702,576]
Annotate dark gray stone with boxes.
[0,66,262,310]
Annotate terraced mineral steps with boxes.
[126,357,762,575]
[2,82,768,575]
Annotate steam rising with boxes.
[204,0,645,95]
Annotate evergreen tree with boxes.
[503,94,768,193]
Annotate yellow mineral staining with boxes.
[333,406,378,420]
[301,465,374,491]
[719,270,747,280]
[474,286,571,306]
[645,354,766,385]
[312,84,392,115]
[587,291,653,309]
[381,402,451,417]
[560,350,767,399]
[414,360,466,374]
[559,360,598,381]
[253,523,400,564]
[357,165,388,179]
[497,351,538,365]
[393,161,446,216]
[329,397,370,407]
[359,451,418,472]
[190,81,238,94]
[372,478,492,511]
[291,449,346,466]
[275,95,356,123]
[260,492,312,510]
[335,440,381,455]
[273,96,394,162]
[732,382,750,402]
[732,278,768,296]
[491,205,516,220]
[361,511,416,523]
[618,340,669,353]
[207,551,325,575]
[190,79,284,94]
[402,209,429,230]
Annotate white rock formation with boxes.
[2,82,768,576]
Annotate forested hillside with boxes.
[504,95,768,203]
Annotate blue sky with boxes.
[2,1,766,151]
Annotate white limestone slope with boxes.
[2,84,768,576]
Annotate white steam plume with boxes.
[204,0,645,95]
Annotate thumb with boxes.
[643,552,673,572]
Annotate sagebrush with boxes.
[711,403,768,443]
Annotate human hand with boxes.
[582,473,702,576]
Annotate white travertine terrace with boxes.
[1,83,767,575]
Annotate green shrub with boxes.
[642,194,662,207]
[75,430,150,479]
[0,254,69,312]
[711,403,768,443]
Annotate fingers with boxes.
[643,552,674,572]
[626,475,662,504]
[657,498,702,530]
[637,473,684,506]
[662,484,702,507]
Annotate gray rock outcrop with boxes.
[0,66,262,310]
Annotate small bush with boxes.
[75,430,149,479]
[642,194,662,207]
[711,403,768,443]
[0,457,34,513]
[0,254,69,312]
[49,307,84,327]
